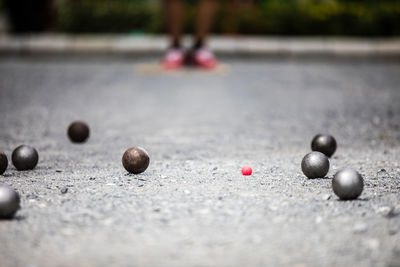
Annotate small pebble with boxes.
[322,194,331,201]
[372,115,381,125]
[376,169,390,179]
[26,193,38,199]
[364,239,380,250]
[376,206,396,218]
[388,220,399,235]
[61,187,68,194]
[353,222,368,234]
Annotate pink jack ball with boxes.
[241,166,252,176]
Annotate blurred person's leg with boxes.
[162,0,185,69]
[194,0,217,49]
[188,0,219,69]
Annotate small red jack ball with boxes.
[241,166,252,176]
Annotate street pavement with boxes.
[0,55,399,266]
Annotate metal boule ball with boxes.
[301,151,330,179]
[68,121,90,143]
[0,183,20,219]
[122,147,150,174]
[332,168,364,200]
[0,150,7,175]
[311,134,337,157]
[12,145,39,171]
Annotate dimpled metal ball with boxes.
[311,134,337,157]
[0,150,7,175]
[332,168,364,200]
[122,147,150,174]
[301,151,330,179]
[12,145,39,171]
[0,183,20,219]
[68,121,90,143]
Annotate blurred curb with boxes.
[1,34,400,58]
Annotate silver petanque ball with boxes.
[12,145,39,171]
[0,183,20,219]
[311,134,337,157]
[332,168,364,200]
[301,151,330,179]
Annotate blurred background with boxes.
[0,0,399,36]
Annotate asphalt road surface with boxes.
[0,56,399,267]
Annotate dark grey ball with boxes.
[301,151,330,179]
[68,121,90,143]
[122,147,150,174]
[12,145,39,171]
[0,183,20,219]
[311,134,337,157]
[0,150,7,175]
[332,168,364,200]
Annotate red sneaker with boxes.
[187,48,218,69]
[161,48,184,70]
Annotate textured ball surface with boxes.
[332,168,364,200]
[241,166,252,176]
[0,150,7,175]
[301,151,330,179]
[68,121,90,143]
[311,134,337,157]
[122,147,150,174]
[12,145,39,171]
[0,183,20,218]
